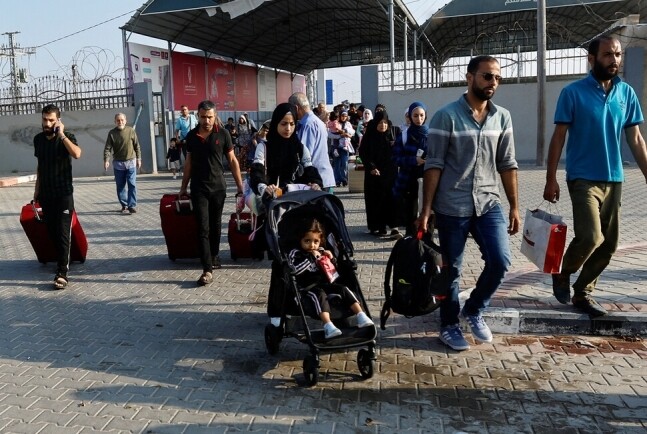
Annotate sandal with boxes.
[197,271,213,286]
[53,274,68,290]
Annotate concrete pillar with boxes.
[132,82,157,174]
[616,24,647,162]
[360,65,379,113]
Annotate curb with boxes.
[0,174,36,188]
[484,308,647,337]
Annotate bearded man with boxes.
[544,36,647,317]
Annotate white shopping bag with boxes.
[520,208,567,273]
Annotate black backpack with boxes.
[380,231,449,330]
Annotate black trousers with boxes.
[394,189,419,237]
[301,283,359,318]
[39,194,74,277]
[192,190,226,272]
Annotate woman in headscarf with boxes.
[252,104,323,328]
[356,108,373,149]
[392,101,429,237]
[358,110,398,236]
[249,102,323,201]
[237,114,255,155]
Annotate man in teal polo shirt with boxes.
[544,35,647,317]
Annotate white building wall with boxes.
[0,107,136,178]
[378,80,573,164]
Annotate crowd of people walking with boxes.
[32,36,647,352]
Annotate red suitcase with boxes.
[160,194,200,260]
[228,212,263,260]
[20,201,88,264]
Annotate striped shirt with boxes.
[425,94,517,217]
[34,132,78,198]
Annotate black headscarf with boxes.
[249,102,322,193]
[266,102,298,147]
[364,110,390,137]
[264,103,302,184]
[359,110,396,172]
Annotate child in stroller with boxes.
[263,190,377,386]
[288,217,374,339]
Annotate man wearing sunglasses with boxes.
[416,55,519,351]
[544,36,647,317]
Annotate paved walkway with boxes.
[0,168,645,433]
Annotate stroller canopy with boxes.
[265,190,353,260]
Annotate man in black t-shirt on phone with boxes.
[33,104,82,290]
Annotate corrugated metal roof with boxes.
[421,0,645,63]
[122,0,646,74]
[122,0,419,75]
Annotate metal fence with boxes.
[378,47,589,90]
[1,48,588,114]
[0,76,133,116]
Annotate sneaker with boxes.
[389,228,403,240]
[356,312,374,328]
[323,322,342,339]
[461,308,493,343]
[173,174,177,180]
[377,228,387,236]
[128,207,137,214]
[121,206,130,214]
[572,294,608,317]
[211,256,222,270]
[439,324,470,351]
[552,273,571,304]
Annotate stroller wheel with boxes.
[302,355,319,387]
[264,324,282,355]
[357,348,375,379]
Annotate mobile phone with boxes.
[54,126,60,134]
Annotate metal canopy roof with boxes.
[122,0,646,75]
[423,0,646,64]
[122,0,420,75]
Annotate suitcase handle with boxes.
[30,200,43,222]
[175,195,193,213]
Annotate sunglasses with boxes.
[475,72,503,82]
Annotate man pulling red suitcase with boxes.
[32,104,83,290]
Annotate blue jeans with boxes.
[333,148,349,185]
[435,204,511,327]
[114,162,137,208]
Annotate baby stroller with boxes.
[263,190,377,386]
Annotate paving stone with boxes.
[1,168,647,431]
